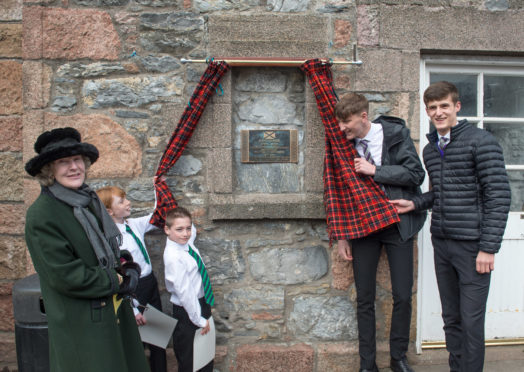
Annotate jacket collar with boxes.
[426,119,469,144]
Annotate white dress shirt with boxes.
[163,224,207,328]
[116,213,156,278]
[355,122,384,166]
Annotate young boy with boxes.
[97,185,167,372]
[163,207,214,372]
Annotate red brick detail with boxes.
[0,116,22,152]
[23,7,120,61]
[0,282,15,332]
[0,204,25,235]
[235,343,314,372]
[0,61,22,115]
[334,19,352,48]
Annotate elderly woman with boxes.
[25,127,150,372]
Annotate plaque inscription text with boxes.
[241,130,298,163]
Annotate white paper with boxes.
[138,304,178,349]
[193,316,215,372]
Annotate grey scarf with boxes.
[47,182,122,292]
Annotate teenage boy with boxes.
[97,185,167,372]
[390,81,511,372]
[163,207,214,372]
[335,93,426,372]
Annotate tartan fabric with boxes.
[300,59,399,241]
[150,61,230,228]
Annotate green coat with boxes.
[25,191,150,372]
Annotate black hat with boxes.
[25,127,99,177]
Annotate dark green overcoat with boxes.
[25,191,150,372]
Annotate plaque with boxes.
[241,130,298,163]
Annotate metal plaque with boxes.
[241,130,298,163]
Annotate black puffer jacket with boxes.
[372,116,427,242]
[412,120,511,253]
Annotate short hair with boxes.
[35,156,91,187]
[334,93,369,120]
[423,81,460,106]
[96,186,126,209]
[165,206,192,227]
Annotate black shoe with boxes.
[390,357,414,372]
[359,364,379,372]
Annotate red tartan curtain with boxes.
[150,61,230,228]
[300,59,399,241]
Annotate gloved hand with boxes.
[118,262,141,298]
[119,249,134,263]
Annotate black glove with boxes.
[119,249,134,263]
[118,262,141,297]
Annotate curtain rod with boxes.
[181,44,363,67]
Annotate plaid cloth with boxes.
[150,61,230,228]
[300,59,399,241]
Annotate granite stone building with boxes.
[1,0,523,370]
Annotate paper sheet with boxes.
[138,304,178,349]
[193,316,215,372]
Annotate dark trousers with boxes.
[172,298,213,372]
[351,226,414,369]
[136,272,167,372]
[432,237,491,372]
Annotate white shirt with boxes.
[116,213,156,278]
[163,224,207,328]
[355,122,383,166]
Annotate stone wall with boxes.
[1,0,523,370]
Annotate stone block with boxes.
[24,7,120,60]
[305,103,324,149]
[0,153,23,202]
[0,333,17,368]
[0,0,22,21]
[401,51,420,92]
[23,61,52,109]
[357,5,379,46]
[317,342,360,372]
[248,245,328,284]
[208,148,233,193]
[209,193,325,219]
[24,178,41,209]
[83,75,183,109]
[305,149,323,193]
[0,204,25,235]
[39,113,142,179]
[22,110,44,166]
[288,295,357,340]
[0,116,22,152]
[209,15,328,57]
[331,245,353,290]
[0,61,22,115]
[354,48,402,92]
[195,235,245,284]
[22,6,43,59]
[224,286,284,314]
[190,104,232,149]
[234,343,314,372]
[380,6,524,51]
[0,236,27,279]
[334,19,352,48]
[0,24,22,57]
[0,282,15,332]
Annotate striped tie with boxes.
[188,245,214,306]
[125,224,150,264]
[439,136,449,150]
[359,139,375,165]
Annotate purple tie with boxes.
[359,139,375,165]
